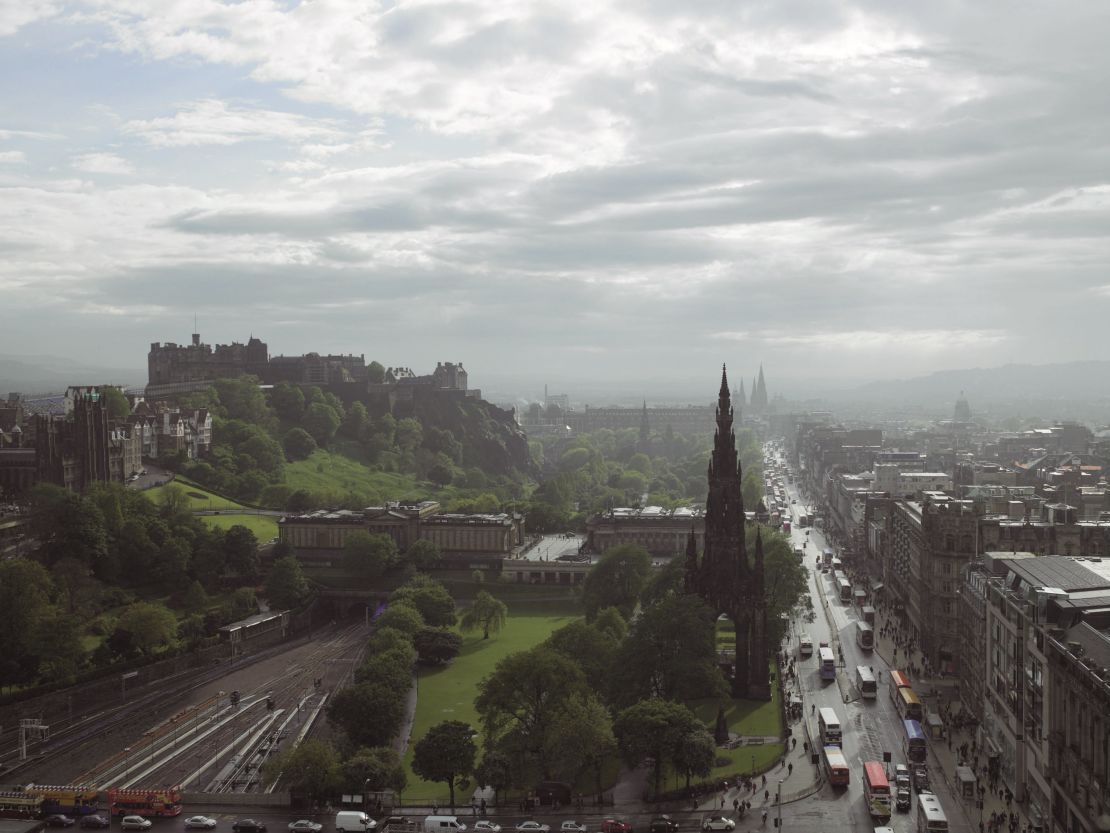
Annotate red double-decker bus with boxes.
[107,787,182,817]
[863,761,891,819]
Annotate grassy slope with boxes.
[284,448,431,499]
[403,600,582,799]
[200,513,279,541]
[144,478,247,511]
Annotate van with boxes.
[798,634,813,657]
[336,813,375,833]
[423,818,466,833]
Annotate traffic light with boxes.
[883,751,891,762]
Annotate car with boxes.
[79,818,110,830]
[120,818,152,831]
[893,764,911,787]
[474,823,502,833]
[288,823,322,833]
[233,822,267,833]
[650,818,678,833]
[600,821,631,833]
[913,765,930,791]
[45,817,76,828]
[559,824,585,833]
[514,824,549,833]
[186,818,219,830]
[700,819,735,832]
[896,786,911,811]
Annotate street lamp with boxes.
[776,780,783,830]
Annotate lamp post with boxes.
[776,780,783,830]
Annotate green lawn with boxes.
[200,513,279,541]
[284,450,431,501]
[145,478,247,511]
[403,600,582,799]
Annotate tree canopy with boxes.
[412,720,477,810]
[459,590,508,639]
[582,544,652,620]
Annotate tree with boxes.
[342,401,369,440]
[546,694,616,797]
[328,682,406,747]
[0,559,56,684]
[412,720,476,811]
[178,613,208,649]
[375,603,424,636]
[672,727,716,790]
[390,576,455,627]
[343,745,407,795]
[413,627,463,665]
[303,402,341,447]
[545,620,619,693]
[344,531,397,577]
[116,602,178,654]
[406,539,442,570]
[267,739,340,803]
[640,557,684,608]
[750,525,810,646]
[474,749,513,803]
[459,590,508,640]
[614,698,704,797]
[283,427,318,461]
[181,579,209,612]
[394,417,423,452]
[31,486,109,570]
[98,385,131,419]
[228,587,259,619]
[592,606,628,642]
[270,382,306,421]
[368,627,414,655]
[51,557,95,615]
[33,610,85,682]
[356,645,415,689]
[427,463,454,487]
[610,594,727,708]
[224,525,260,579]
[367,361,386,384]
[159,537,192,590]
[582,544,651,620]
[213,376,271,423]
[265,555,310,609]
[476,646,588,777]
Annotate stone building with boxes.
[148,332,270,386]
[886,496,977,674]
[586,506,706,557]
[35,390,142,491]
[278,500,525,564]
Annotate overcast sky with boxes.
[1,1,1109,392]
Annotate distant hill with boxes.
[851,360,1110,405]
[0,353,144,395]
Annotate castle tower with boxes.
[750,364,769,413]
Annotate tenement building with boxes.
[278,501,525,564]
[886,495,977,674]
[959,552,1110,833]
[35,389,142,491]
[585,506,706,557]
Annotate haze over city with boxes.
[2,1,1109,386]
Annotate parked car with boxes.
[79,818,110,830]
[514,824,549,833]
[233,822,267,833]
[650,818,678,833]
[45,817,75,828]
[600,821,632,833]
[473,823,502,833]
[700,820,735,832]
[288,823,322,833]
[120,818,152,831]
[559,824,586,833]
[186,818,219,830]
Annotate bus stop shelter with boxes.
[956,765,977,798]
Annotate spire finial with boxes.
[720,364,729,398]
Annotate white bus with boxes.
[916,793,948,832]
[819,646,837,681]
[856,620,874,650]
[818,706,842,746]
[856,665,877,698]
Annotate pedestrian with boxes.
[721,796,726,809]
[788,763,793,776]
[733,799,739,814]
[761,809,767,827]
[764,790,769,802]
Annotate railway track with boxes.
[0,622,363,786]
[72,623,368,794]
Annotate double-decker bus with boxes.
[822,746,849,787]
[837,577,853,602]
[863,761,892,819]
[24,785,99,816]
[856,665,877,699]
[0,792,44,819]
[896,687,924,722]
[107,787,183,818]
[818,707,842,745]
[889,669,912,699]
[822,549,834,568]
[797,510,810,527]
[903,719,927,764]
[830,557,843,573]
[916,793,948,832]
[855,621,874,650]
[818,647,837,681]
[782,520,791,534]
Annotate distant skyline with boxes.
[2,2,1109,382]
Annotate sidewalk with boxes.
[871,604,1039,833]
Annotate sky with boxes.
[1,1,1109,393]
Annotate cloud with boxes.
[72,152,134,174]
[0,0,56,37]
[121,99,348,148]
[0,151,26,164]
